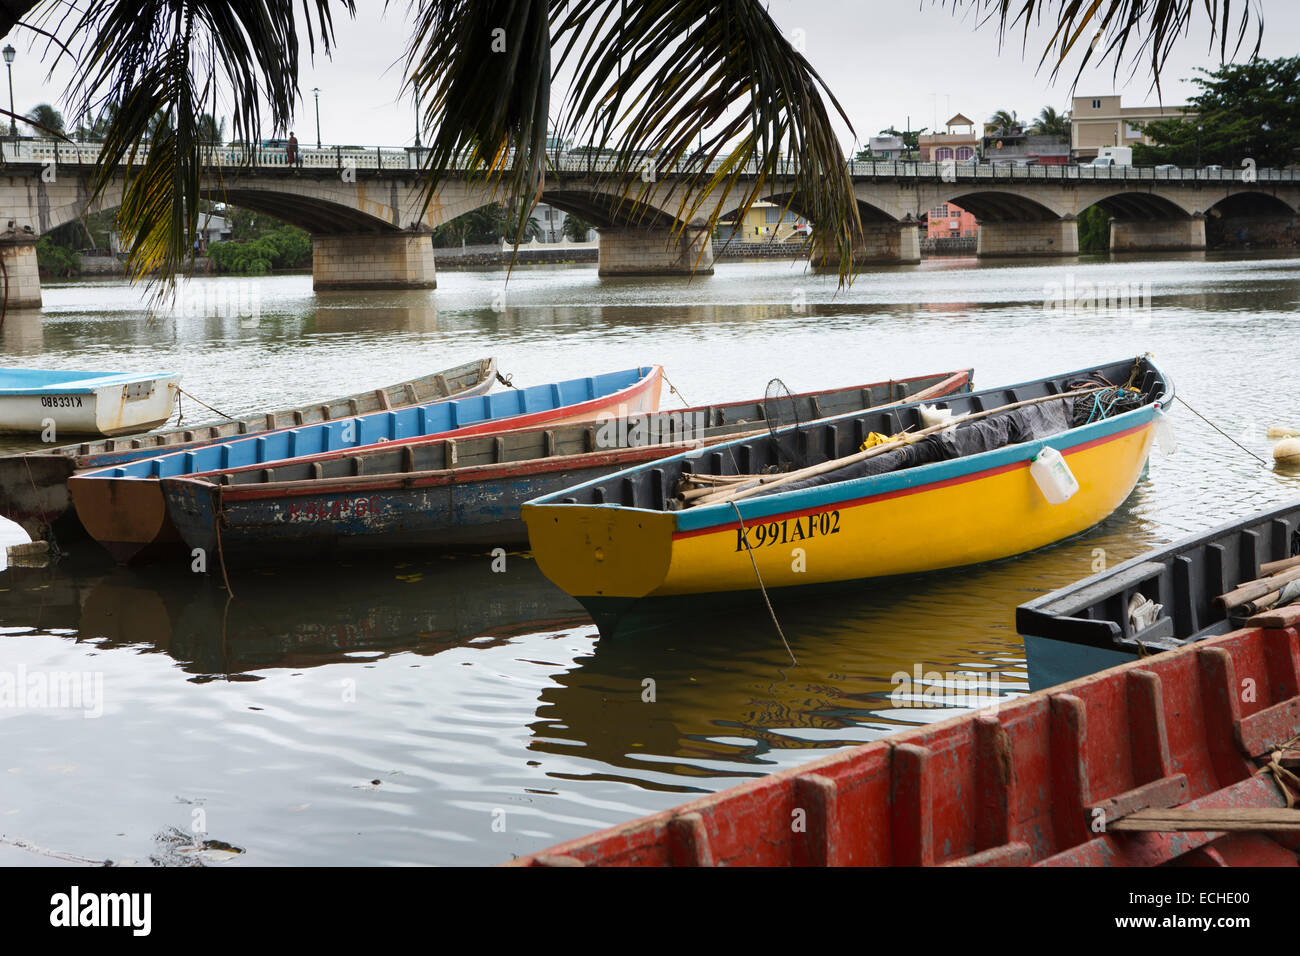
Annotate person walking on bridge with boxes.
[287,132,300,169]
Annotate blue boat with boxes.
[68,365,664,563]
[0,367,180,437]
[0,357,498,539]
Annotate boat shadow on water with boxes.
[0,549,587,679]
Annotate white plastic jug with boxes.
[1030,446,1079,505]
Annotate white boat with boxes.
[0,367,180,438]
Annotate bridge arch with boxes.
[1206,191,1297,218]
[1081,191,1194,220]
[945,191,1064,222]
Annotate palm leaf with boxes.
[405,0,863,281]
[954,1,1261,94]
[36,0,353,292]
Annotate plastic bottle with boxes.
[1030,446,1079,505]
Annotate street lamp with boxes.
[414,88,421,149]
[312,87,321,148]
[3,44,16,141]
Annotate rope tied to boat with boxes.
[660,371,692,409]
[1257,734,1300,809]
[496,371,517,389]
[730,501,797,667]
[175,387,239,426]
[1174,395,1272,467]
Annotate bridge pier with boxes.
[0,226,42,309]
[1109,215,1207,252]
[811,221,921,269]
[597,227,714,277]
[312,232,437,291]
[976,219,1078,258]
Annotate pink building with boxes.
[925,201,978,240]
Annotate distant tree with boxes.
[1030,106,1070,138]
[1134,56,1300,168]
[1077,206,1111,253]
[25,103,65,137]
[197,113,226,145]
[561,214,594,241]
[988,110,1021,133]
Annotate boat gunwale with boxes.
[522,355,1172,528]
[0,368,181,394]
[72,365,663,483]
[160,370,975,498]
[19,357,498,465]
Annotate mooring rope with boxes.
[1175,395,1271,467]
[177,387,239,425]
[731,501,797,666]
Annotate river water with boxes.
[1,253,1298,865]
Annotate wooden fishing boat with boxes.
[69,366,663,564]
[522,355,1173,637]
[158,371,973,568]
[0,357,498,539]
[509,611,1300,866]
[1018,498,1300,691]
[0,367,180,438]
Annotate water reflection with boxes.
[1,551,585,678]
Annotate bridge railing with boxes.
[1,137,1295,182]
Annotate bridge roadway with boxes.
[2,139,1296,307]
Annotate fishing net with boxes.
[764,378,804,471]
[1067,372,1147,428]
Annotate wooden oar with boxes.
[689,385,1110,509]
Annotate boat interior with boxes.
[1018,500,1300,653]
[548,356,1168,513]
[198,372,972,488]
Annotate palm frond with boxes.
[403,0,552,247]
[953,1,1262,93]
[37,0,353,291]
[552,0,861,278]
[405,0,862,281]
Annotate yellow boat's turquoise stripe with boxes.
[523,411,1157,602]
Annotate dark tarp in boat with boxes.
[748,398,1074,498]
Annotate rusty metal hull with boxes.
[0,357,498,539]
[509,613,1300,866]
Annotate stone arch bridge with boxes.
[1,139,1297,307]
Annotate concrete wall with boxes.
[811,222,920,268]
[1110,216,1206,252]
[312,232,437,290]
[0,235,41,308]
[976,219,1079,257]
[597,227,714,276]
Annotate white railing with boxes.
[1,137,1295,183]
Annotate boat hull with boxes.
[0,373,180,437]
[0,357,497,539]
[163,446,687,565]
[1018,498,1300,690]
[70,367,662,564]
[526,411,1159,633]
[157,370,974,569]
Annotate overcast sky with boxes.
[6,1,1292,151]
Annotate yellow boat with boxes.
[522,356,1173,636]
